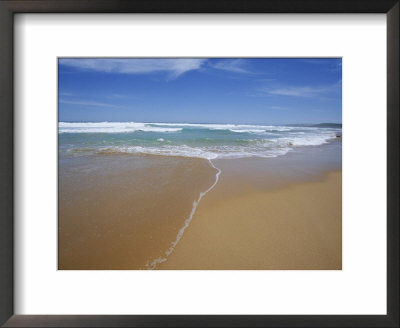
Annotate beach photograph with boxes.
[58,58,342,270]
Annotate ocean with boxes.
[59,122,341,159]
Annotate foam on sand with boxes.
[145,160,221,269]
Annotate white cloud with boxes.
[59,99,126,109]
[59,58,206,78]
[210,59,253,74]
[266,86,326,97]
[263,81,341,98]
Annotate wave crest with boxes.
[59,122,182,133]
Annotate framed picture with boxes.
[0,0,398,327]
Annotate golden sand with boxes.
[159,171,342,270]
[58,155,217,269]
[59,151,342,270]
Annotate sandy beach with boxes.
[59,140,341,270]
[159,170,342,270]
[158,143,342,270]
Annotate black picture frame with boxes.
[0,1,398,327]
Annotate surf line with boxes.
[145,159,221,269]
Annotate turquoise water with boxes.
[59,122,341,160]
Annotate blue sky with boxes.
[58,58,342,124]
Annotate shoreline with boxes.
[59,140,341,270]
[145,160,221,269]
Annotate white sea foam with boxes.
[101,145,220,160]
[229,129,267,134]
[145,160,222,270]
[95,131,336,160]
[150,122,295,133]
[59,122,182,133]
[97,144,295,160]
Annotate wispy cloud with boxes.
[298,58,342,73]
[262,81,341,98]
[59,91,74,97]
[59,91,136,100]
[209,59,253,74]
[103,93,136,100]
[265,86,326,97]
[59,58,206,79]
[59,99,126,109]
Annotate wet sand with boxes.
[58,154,217,269]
